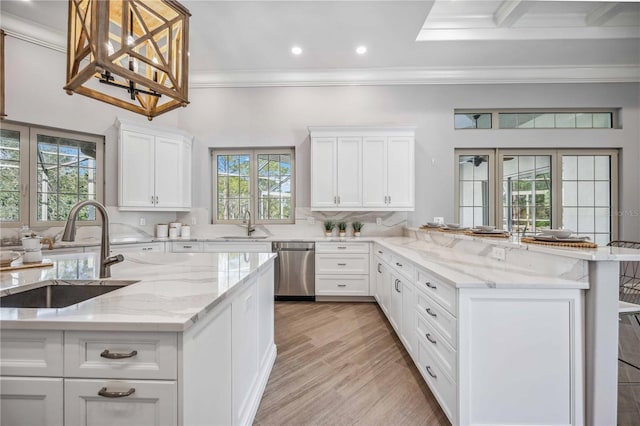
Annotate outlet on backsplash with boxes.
[376,218,382,226]
[191,216,197,225]
[139,217,146,226]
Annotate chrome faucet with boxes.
[243,210,256,236]
[62,200,124,278]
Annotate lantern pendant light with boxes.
[64,0,191,120]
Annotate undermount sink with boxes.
[0,280,138,309]
[218,236,268,240]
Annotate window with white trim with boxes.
[0,122,104,227]
[212,148,295,223]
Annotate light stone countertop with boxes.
[0,251,276,332]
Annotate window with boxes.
[455,149,618,245]
[0,122,104,227]
[212,148,295,223]
[454,109,618,130]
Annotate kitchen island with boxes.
[0,251,276,426]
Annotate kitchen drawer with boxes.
[114,242,166,254]
[416,292,457,349]
[204,242,271,253]
[373,244,392,263]
[170,241,203,252]
[416,314,457,382]
[0,330,63,377]
[316,275,369,296]
[390,254,414,280]
[64,331,178,380]
[416,268,457,316]
[316,254,369,275]
[417,340,456,423]
[316,242,370,254]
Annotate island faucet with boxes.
[62,200,124,278]
[244,210,256,236]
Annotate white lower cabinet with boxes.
[373,243,584,426]
[0,263,276,426]
[316,242,370,297]
[0,377,63,426]
[64,379,177,426]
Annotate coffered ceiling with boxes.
[1,0,639,87]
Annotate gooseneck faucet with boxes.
[244,210,256,236]
[62,200,124,278]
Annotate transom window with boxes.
[0,122,104,227]
[454,109,618,130]
[455,149,618,245]
[212,148,295,224]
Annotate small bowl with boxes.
[445,223,461,229]
[0,251,21,267]
[477,225,495,232]
[539,229,573,239]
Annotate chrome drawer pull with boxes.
[378,250,383,254]
[426,333,437,344]
[337,263,347,266]
[183,245,193,249]
[337,246,347,249]
[377,263,382,273]
[98,387,135,398]
[396,262,403,267]
[426,366,437,379]
[100,349,138,359]
[337,284,347,287]
[425,282,437,290]
[425,308,437,318]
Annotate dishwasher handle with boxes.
[275,248,315,252]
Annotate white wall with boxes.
[5,37,640,240]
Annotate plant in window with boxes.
[352,221,364,237]
[323,220,335,237]
[337,221,347,237]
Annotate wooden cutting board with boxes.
[0,260,54,272]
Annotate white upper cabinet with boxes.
[310,126,415,211]
[117,119,193,211]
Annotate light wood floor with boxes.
[254,302,449,426]
[255,302,640,426]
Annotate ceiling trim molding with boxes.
[416,25,640,41]
[190,65,640,88]
[1,12,67,53]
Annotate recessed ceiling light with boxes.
[291,46,302,55]
[356,46,367,55]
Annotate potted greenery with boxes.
[352,221,364,237]
[323,220,335,237]
[337,222,347,237]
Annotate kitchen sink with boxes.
[0,280,138,309]
[219,236,268,240]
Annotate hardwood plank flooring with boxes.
[255,302,640,425]
[254,302,449,426]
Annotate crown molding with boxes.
[190,65,640,88]
[1,12,66,53]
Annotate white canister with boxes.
[169,227,178,238]
[21,236,42,251]
[181,225,191,238]
[23,250,43,264]
[169,222,182,235]
[156,224,169,238]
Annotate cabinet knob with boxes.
[98,387,136,398]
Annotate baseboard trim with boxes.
[315,296,376,303]
[245,343,277,426]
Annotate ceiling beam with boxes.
[494,0,531,28]
[586,3,626,27]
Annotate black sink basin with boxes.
[0,281,137,309]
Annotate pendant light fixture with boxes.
[64,0,190,120]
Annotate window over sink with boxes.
[211,148,295,224]
[0,122,104,227]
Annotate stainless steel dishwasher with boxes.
[272,241,315,301]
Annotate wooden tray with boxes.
[520,237,598,248]
[464,230,511,238]
[0,260,54,272]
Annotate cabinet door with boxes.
[154,136,187,209]
[336,137,362,207]
[119,130,155,208]
[389,273,403,333]
[311,137,337,208]
[64,378,177,426]
[387,136,414,208]
[362,136,388,207]
[1,377,63,426]
[401,281,417,358]
[380,262,391,316]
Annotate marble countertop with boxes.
[373,237,590,290]
[0,251,276,332]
